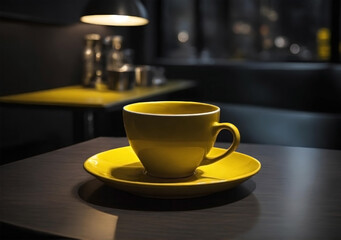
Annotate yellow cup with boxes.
[123,101,240,178]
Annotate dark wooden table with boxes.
[1,137,340,240]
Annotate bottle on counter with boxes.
[82,34,105,89]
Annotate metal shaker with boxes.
[82,34,104,89]
[106,35,135,91]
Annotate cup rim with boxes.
[123,101,220,117]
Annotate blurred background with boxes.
[0,0,340,164]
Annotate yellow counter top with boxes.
[0,80,195,109]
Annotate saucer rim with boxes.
[83,146,261,187]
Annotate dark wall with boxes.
[0,20,120,95]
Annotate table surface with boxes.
[0,80,194,110]
[1,137,340,240]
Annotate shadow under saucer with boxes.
[77,178,256,211]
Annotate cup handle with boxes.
[200,122,240,166]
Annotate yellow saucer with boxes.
[84,146,261,199]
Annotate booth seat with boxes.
[212,102,340,149]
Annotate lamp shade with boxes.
[80,0,149,26]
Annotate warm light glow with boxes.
[177,31,189,43]
[274,36,288,48]
[80,14,149,26]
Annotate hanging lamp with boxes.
[80,0,149,26]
